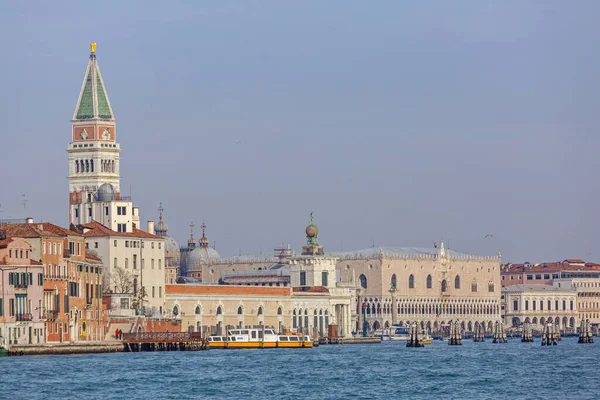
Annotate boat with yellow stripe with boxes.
[207,328,313,349]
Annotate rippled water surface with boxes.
[2,337,599,399]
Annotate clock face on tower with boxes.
[102,128,111,140]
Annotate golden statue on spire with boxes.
[90,42,97,53]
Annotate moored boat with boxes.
[207,328,312,349]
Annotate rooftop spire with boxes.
[73,42,114,121]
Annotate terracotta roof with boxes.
[502,261,600,273]
[0,259,43,266]
[39,223,82,237]
[2,223,62,238]
[79,221,161,239]
[85,254,102,262]
[564,259,585,264]
[292,286,329,293]
[166,284,291,297]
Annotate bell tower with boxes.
[67,43,131,230]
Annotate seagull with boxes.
[484,234,494,239]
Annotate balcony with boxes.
[16,313,33,322]
[44,310,58,320]
[14,283,28,289]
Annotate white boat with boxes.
[380,326,409,341]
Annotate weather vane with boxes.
[90,42,97,53]
[158,202,164,220]
[309,211,314,224]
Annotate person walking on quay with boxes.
[115,328,119,340]
[119,329,123,340]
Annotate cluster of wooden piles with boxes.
[406,323,424,348]
[578,319,594,344]
[521,323,534,342]
[473,324,485,342]
[448,320,462,345]
[492,321,507,343]
[541,323,558,346]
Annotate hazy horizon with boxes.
[1,1,599,263]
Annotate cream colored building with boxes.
[80,221,166,314]
[166,221,356,338]
[502,284,577,331]
[553,274,600,326]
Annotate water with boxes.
[2,337,598,400]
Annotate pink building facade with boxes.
[0,236,45,345]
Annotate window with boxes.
[409,274,414,289]
[158,243,161,250]
[158,259,162,270]
[94,242,98,249]
[125,258,129,269]
[125,241,129,248]
[322,271,328,286]
[359,274,367,289]
[488,282,495,292]
[300,271,306,286]
[527,275,533,280]
[75,209,79,218]
[513,300,519,311]
[105,207,109,216]
[570,301,573,310]
[117,224,126,232]
[88,208,92,217]
[441,280,447,292]
[152,286,155,298]
[562,300,566,310]
[455,275,460,289]
[114,240,117,247]
[133,255,137,269]
[151,259,155,269]
[159,287,162,298]
[535,274,542,280]
[141,259,145,269]
[237,306,243,315]
[38,273,43,286]
[525,300,529,311]
[533,301,536,311]
[544,274,550,279]
[426,275,432,289]
[471,281,478,292]
[540,301,543,310]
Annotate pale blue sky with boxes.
[1,1,599,262]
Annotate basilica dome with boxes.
[154,203,180,267]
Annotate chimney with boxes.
[26,217,34,224]
[147,221,154,234]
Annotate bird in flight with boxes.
[484,234,494,238]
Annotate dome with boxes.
[305,223,319,238]
[155,219,168,235]
[186,245,220,268]
[164,235,180,267]
[96,183,116,202]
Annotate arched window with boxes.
[391,274,397,289]
[409,274,414,289]
[277,307,282,315]
[359,274,367,289]
[441,280,447,292]
[258,306,263,315]
[216,306,222,315]
[75,161,79,173]
[426,275,432,289]
[293,310,297,328]
[488,281,495,292]
[194,305,201,315]
[90,159,94,172]
[471,281,478,293]
[455,275,460,289]
[85,160,89,172]
[237,306,243,315]
[172,305,179,316]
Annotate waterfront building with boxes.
[166,220,356,337]
[0,234,45,345]
[501,284,578,331]
[2,221,104,342]
[79,221,165,314]
[553,272,600,327]
[501,259,600,287]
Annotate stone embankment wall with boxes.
[11,343,123,356]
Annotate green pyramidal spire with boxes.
[73,43,114,120]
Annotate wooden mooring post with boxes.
[406,322,424,348]
[492,321,507,343]
[541,323,558,346]
[448,320,462,345]
[521,323,534,342]
[473,324,485,342]
[578,319,594,344]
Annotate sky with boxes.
[1,0,599,263]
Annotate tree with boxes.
[108,266,133,294]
